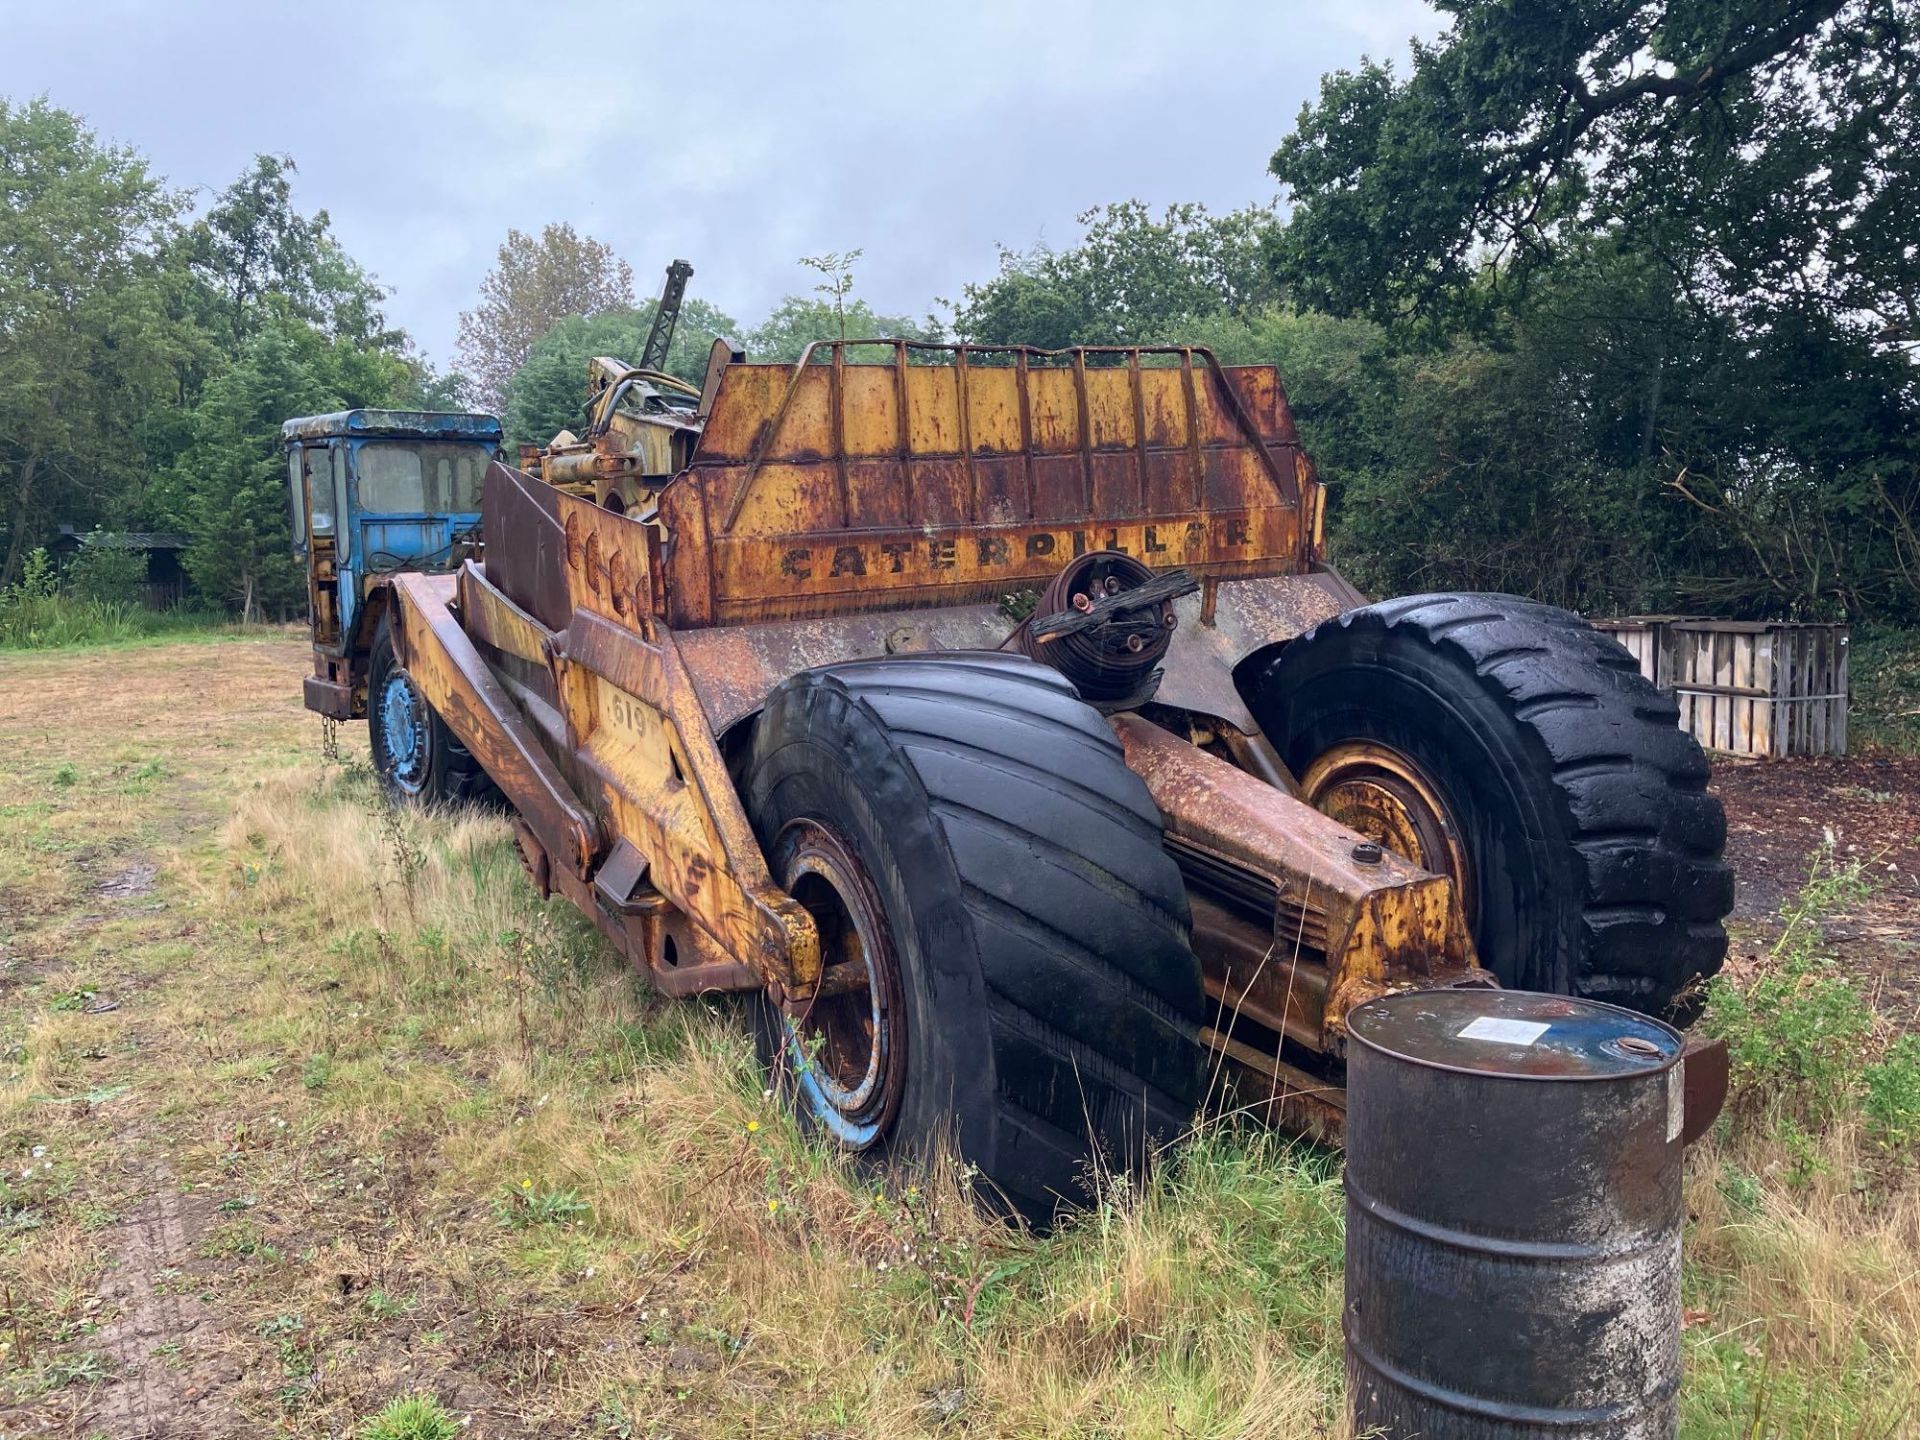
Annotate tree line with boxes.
[3,0,1914,623]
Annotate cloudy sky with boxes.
[4,0,1439,368]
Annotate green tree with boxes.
[65,537,148,606]
[171,310,421,620]
[176,153,399,350]
[501,298,741,448]
[457,224,636,411]
[175,320,333,620]
[1265,2,1920,619]
[169,154,456,425]
[951,201,1279,347]
[0,97,192,587]
[743,296,937,365]
[799,250,862,340]
[1268,0,1914,332]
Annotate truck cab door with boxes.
[297,442,351,649]
[329,442,356,642]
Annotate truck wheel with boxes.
[741,652,1206,1218]
[1245,594,1731,1018]
[367,616,493,806]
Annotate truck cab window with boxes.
[331,444,351,561]
[287,448,306,546]
[358,442,489,514]
[307,448,335,537]
[358,444,428,513]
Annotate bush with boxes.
[1850,625,1920,755]
[0,548,60,643]
[1864,1037,1920,1152]
[65,537,148,605]
[1709,955,1876,1123]
[0,545,223,649]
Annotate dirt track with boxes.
[1713,753,1920,1019]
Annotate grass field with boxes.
[1,635,1917,1438]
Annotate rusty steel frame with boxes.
[522,357,706,513]
[389,510,819,1002]
[358,344,1491,1132]
[657,341,1324,627]
[1113,715,1487,1050]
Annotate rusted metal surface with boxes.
[482,461,574,633]
[310,339,1671,1169]
[1112,713,1486,1052]
[302,674,353,719]
[1680,1032,1730,1145]
[389,436,1418,1109]
[456,559,553,669]
[562,608,819,988]
[511,819,551,899]
[388,571,601,878]
[674,603,1015,733]
[388,493,819,997]
[525,336,707,513]
[1012,551,1192,711]
[1190,893,1326,1049]
[657,343,1320,627]
[669,570,1355,739]
[1199,1024,1346,1143]
[311,334,1518,1165]
[1153,572,1354,729]
[1344,990,1685,1438]
[517,817,759,997]
[1300,741,1475,925]
[524,261,704,513]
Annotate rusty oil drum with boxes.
[1343,989,1686,1439]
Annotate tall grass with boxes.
[0,591,226,649]
[1685,843,1920,1436]
[0,545,227,649]
[213,763,1355,1435]
[206,766,1920,1436]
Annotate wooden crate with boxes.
[1593,617,1849,758]
[1591,615,1687,686]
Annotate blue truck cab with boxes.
[284,408,502,719]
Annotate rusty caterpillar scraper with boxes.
[291,334,1732,1217]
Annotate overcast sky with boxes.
[3,0,1440,368]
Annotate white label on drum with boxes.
[1667,1068,1685,1142]
[1457,1016,1551,1046]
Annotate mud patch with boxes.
[98,862,159,900]
[77,1171,243,1439]
[1713,754,1920,1015]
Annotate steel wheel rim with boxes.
[378,668,432,795]
[1300,740,1475,923]
[774,819,906,1149]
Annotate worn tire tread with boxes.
[1249,592,1730,1016]
[745,653,1204,1217]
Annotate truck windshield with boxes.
[356,442,490,514]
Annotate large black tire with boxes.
[366,616,495,806]
[1246,594,1731,1017]
[742,652,1206,1218]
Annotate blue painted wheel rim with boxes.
[774,820,905,1150]
[378,667,432,796]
